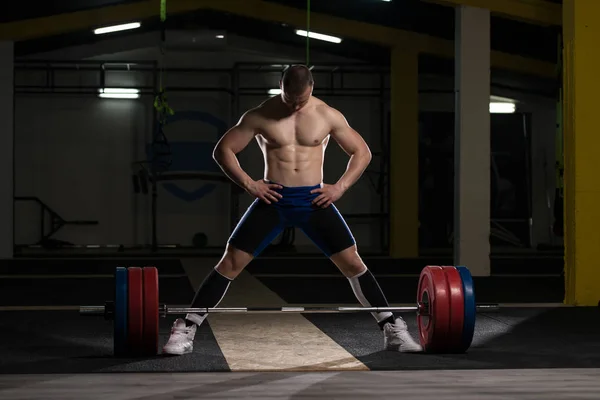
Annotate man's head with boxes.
[279,65,314,111]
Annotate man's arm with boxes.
[212,111,258,191]
[327,107,372,192]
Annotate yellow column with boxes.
[389,46,419,258]
[563,0,600,306]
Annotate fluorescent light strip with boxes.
[98,88,140,99]
[295,29,342,44]
[268,89,282,95]
[99,88,140,94]
[98,93,140,99]
[490,102,516,114]
[94,22,141,35]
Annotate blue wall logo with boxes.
[146,111,228,202]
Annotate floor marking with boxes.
[180,258,369,372]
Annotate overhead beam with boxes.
[204,0,555,78]
[422,0,562,26]
[204,0,403,47]
[0,0,556,78]
[413,33,556,78]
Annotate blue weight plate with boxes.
[114,267,128,357]
[456,265,476,352]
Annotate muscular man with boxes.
[162,65,422,355]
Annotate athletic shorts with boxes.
[228,182,356,257]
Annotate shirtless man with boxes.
[162,65,422,355]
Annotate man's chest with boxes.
[260,113,330,146]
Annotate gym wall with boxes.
[13,35,386,250]
[13,33,557,251]
[417,75,557,248]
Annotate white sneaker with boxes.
[162,318,197,355]
[383,317,423,353]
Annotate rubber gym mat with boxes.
[0,307,598,373]
[0,311,229,374]
[303,306,600,370]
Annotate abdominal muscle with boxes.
[263,144,325,187]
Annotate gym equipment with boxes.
[113,267,128,357]
[81,265,497,356]
[128,267,144,356]
[14,196,98,248]
[417,266,468,353]
[457,265,476,352]
[192,232,208,248]
[142,267,159,355]
[443,266,465,352]
[79,266,499,356]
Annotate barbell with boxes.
[80,265,498,357]
[81,304,498,316]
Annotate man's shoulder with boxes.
[313,99,343,119]
[241,101,271,120]
[246,97,278,117]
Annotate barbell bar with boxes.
[80,303,499,317]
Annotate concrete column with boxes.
[0,42,13,259]
[454,6,490,275]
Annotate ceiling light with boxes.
[489,102,515,114]
[94,22,141,35]
[98,88,140,99]
[268,88,282,96]
[99,93,139,99]
[99,88,139,94]
[216,35,225,39]
[295,29,342,44]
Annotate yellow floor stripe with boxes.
[181,258,368,372]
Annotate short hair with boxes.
[281,65,314,95]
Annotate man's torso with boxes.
[251,97,332,187]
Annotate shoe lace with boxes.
[171,326,192,334]
[388,322,407,335]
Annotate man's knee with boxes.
[330,246,367,277]
[215,245,254,279]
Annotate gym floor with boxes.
[1,257,599,399]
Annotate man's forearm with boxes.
[213,149,253,190]
[335,150,372,191]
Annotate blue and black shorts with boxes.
[228,183,356,257]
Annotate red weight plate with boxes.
[441,266,465,353]
[128,267,144,356]
[142,266,159,356]
[417,266,451,352]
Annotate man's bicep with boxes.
[215,114,258,154]
[329,109,369,155]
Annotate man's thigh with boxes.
[298,204,356,257]
[228,199,284,257]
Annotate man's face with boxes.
[280,81,313,111]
